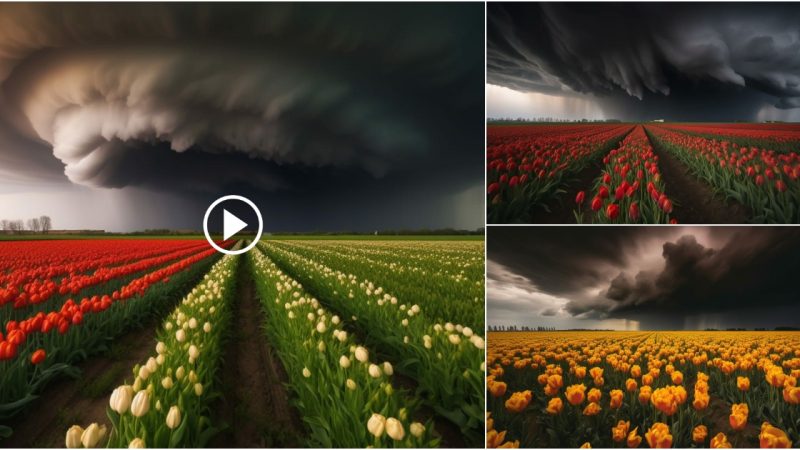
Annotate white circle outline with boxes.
[203,195,263,255]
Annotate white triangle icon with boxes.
[223,209,248,240]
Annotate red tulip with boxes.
[488,182,500,195]
[776,180,788,192]
[31,348,46,365]
[509,175,519,187]
[598,185,610,199]
[669,218,678,224]
[606,203,620,220]
[660,198,673,214]
[756,175,765,186]
[575,191,586,205]
[603,173,612,184]
[591,196,603,212]
[629,202,640,221]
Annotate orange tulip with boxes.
[609,389,623,409]
[639,385,652,405]
[627,427,643,448]
[547,374,563,391]
[587,388,601,403]
[783,386,800,404]
[759,422,792,448]
[574,366,587,379]
[631,365,642,378]
[710,432,732,449]
[487,429,519,449]
[642,374,653,386]
[737,376,750,391]
[729,403,749,431]
[546,397,563,415]
[537,373,549,386]
[589,367,603,379]
[612,420,630,443]
[582,401,601,416]
[692,425,707,444]
[670,371,683,385]
[505,390,532,413]
[767,368,786,388]
[489,381,508,398]
[580,442,592,449]
[645,422,672,448]
[626,378,638,392]
[693,391,709,411]
[566,384,586,406]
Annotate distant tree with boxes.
[0,220,9,232]
[27,217,42,233]
[39,215,52,233]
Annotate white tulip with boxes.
[146,357,158,373]
[318,340,326,352]
[462,327,474,337]
[355,346,369,363]
[109,385,134,414]
[65,425,83,448]
[331,315,340,325]
[203,322,212,333]
[128,438,145,448]
[385,418,405,441]
[470,335,485,350]
[303,367,311,378]
[368,364,382,378]
[188,345,199,360]
[316,321,327,333]
[339,355,351,369]
[383,362,394,376]
[194,383,204,396]
[176,366,185,380]
[346,379,357,390]
[138,366,150,381]
[131,390,150,417]
[448,334,461,345]
[156,354,165,366]
[166,406,181,429]
[401,319,409,327]
[80,423,107,448]
[410,422,426,438]
[161,377,174,389]
[188,318,198,329]
[156,341,166,354]
[367,413,386,438]
[176,329,186,342]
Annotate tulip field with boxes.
[486,331,800,448]
[487,123,800,223]
[0,237,485,448]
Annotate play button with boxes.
[223,209,248,240]
[203,195,263,255]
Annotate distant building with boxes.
[651,119,665,122]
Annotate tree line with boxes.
[0,216,53,234]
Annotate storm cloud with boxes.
[487,3,800,121]
[487,227,800,330]
[0,3,484,231]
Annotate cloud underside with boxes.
[0,4,483,196]
[487,3,800,113]
[487,227,800,329]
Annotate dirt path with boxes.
[210,257,305,448]
[645,127,750,224]
[527,129,634,224]
[1,319,160,448]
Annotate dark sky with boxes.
[0,3,484,232]
[487,3,800,122]
[487,227,800,330]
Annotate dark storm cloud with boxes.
[487,3,800,117]
[0,3,483,229]
[487,227,800,329]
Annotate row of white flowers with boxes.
[66,252,239,448]
[259,241,486,445]
[249,247,436,447]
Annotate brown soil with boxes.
[209,259,305,448]
[1,319,160,448]
[645,128,751,224]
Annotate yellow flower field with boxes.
[486,331,800,448]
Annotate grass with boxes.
[265,234,484,241]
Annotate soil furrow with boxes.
[210,256,304,447]
[644,126,750,224]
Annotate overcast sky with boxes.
[487,3,800,122]
[0,3,484,232]
[487,227,800,330]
